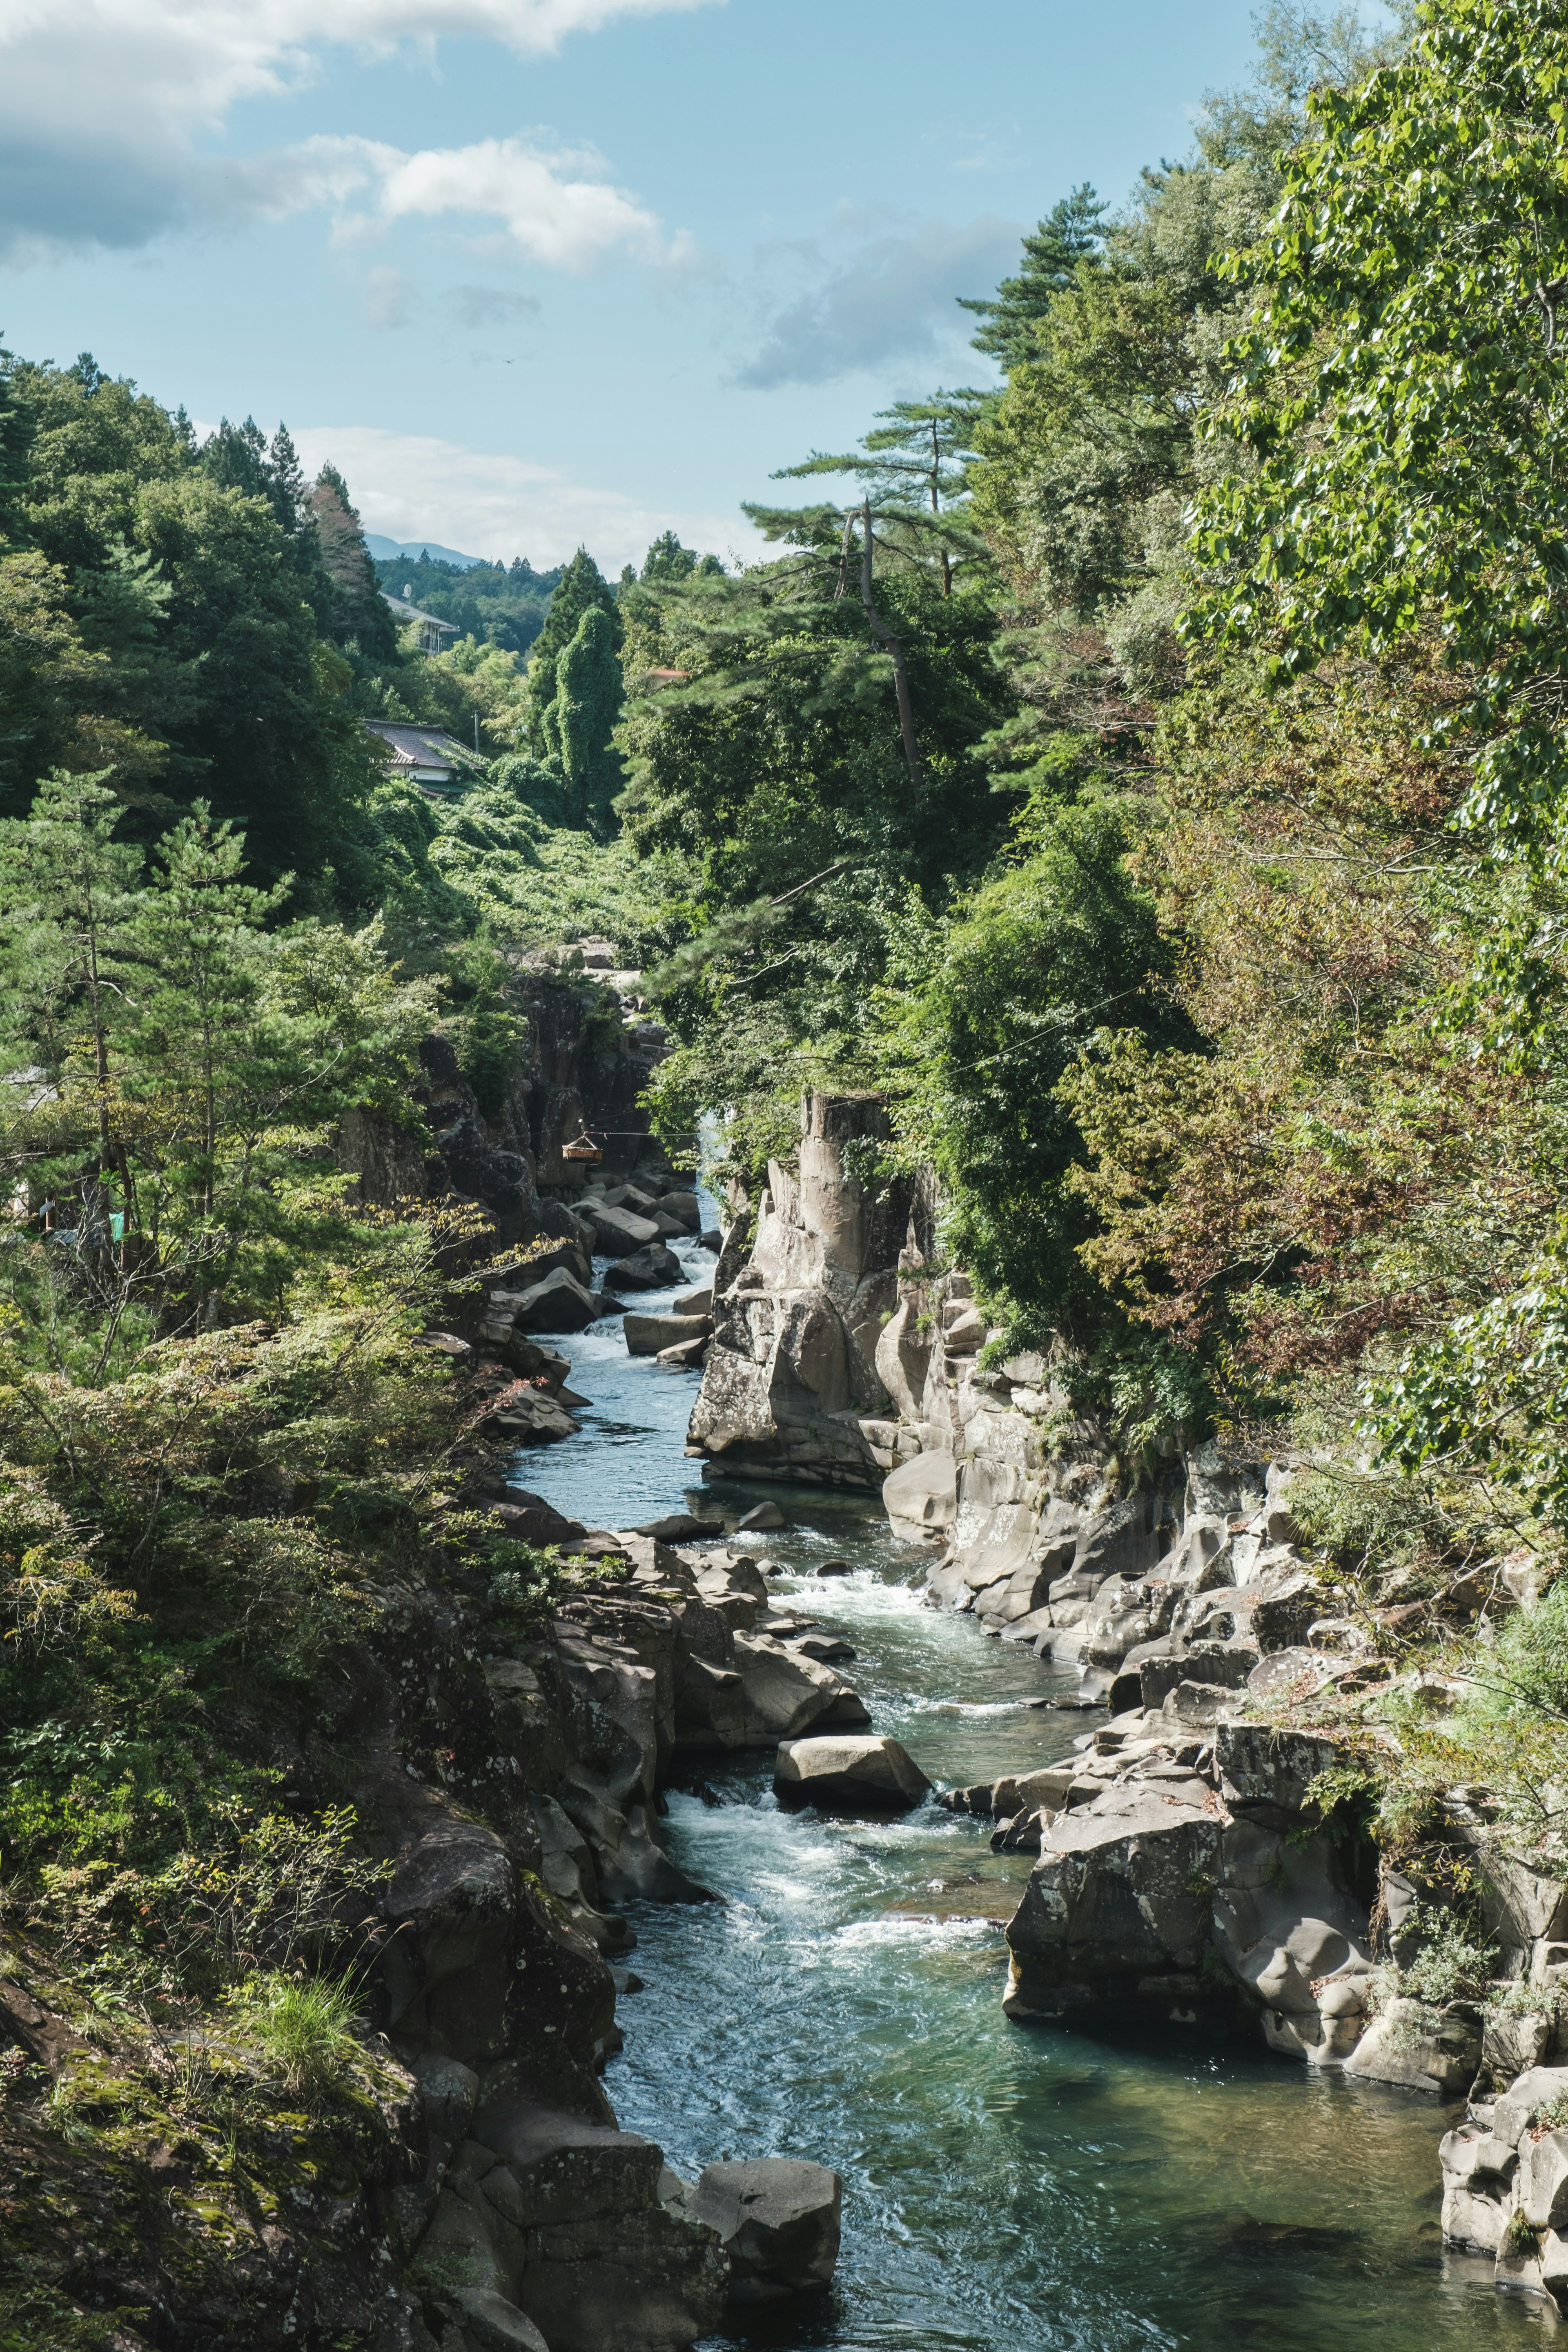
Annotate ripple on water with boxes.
[503,1189,1544,2352]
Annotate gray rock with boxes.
[414,2051,481,2148]
[1343,1998,1482,2094]
[1003,1784,1221,2022]
[882,1450,957,1541]
[625,1312,713,1357]
[737,1501,787,1531]
[732,1632,860,1744]
[603,1244,685,1292]
[657,1336,710,1373]
[1494,2066,1568,2149]
[673,1284,714,1316]
[689,2158,842,2303]
[582,1201,664,1255]
[773,1734,932,1813]
[508,1266,602,1334]
[454,2290,550,2352]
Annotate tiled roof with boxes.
[381,592,458,634]
[362,720,484,771]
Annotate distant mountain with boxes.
[364,534,485,569]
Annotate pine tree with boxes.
[309,464,399,659]
[958,187,1108,372]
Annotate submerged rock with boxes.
[773,1734,932,1813]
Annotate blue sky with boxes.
[0,0,1269,572]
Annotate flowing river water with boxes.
[514,1214,1552,2350]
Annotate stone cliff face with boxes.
[340,962,670,1252]
[688,1093,931,1488]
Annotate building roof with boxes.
[382,592,459,636]
[362,720,486,775]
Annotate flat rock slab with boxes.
[774,1734,933,1814]
[625,1312,713,1357]
[583,1201,664,1254]
[689,2158,842,2303]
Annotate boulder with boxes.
[687,2159,842,2303]
[773,1735,932,1814]
[603,1245,685,1292]
[509,1267,602,1334]
[732,1633,860,1744]
[660,1191,702,1232]
[1343,1998,1482,2094]
[582,1201,664,1255]
[673,1284,714,1316]
[1003,1785,1221,2023]
[657,1336,710,1373]
[883,1452,957,1542]
[484,1390,580,1444]
[485,1494,588,1548]
[625,1312,713,1357]
[737,1501,787,1532]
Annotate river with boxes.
[514,1212,1550,2350]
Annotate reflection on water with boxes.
[510,1204,1549,2350]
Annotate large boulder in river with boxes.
[1003,1783,1223,2025]
[603,1244,684,1292]
[582,1200,664,1255]
[509,1265,601,1333]
[731,1632,868,1744]
[625,1312,712,1357]
[686,2159,842,2302]
[773,1735,931,1814]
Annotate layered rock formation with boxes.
[688,1093,927,1486]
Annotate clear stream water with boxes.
[512,1214,1552,2350]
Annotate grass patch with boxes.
[230,1971,364,2099]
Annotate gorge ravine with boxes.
[512,1180,1545,2352]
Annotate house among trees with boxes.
[361,719,486,798]
[382,583,459,655]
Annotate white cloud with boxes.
[290,423,759,574]
[738,216,1018,389]
[0,0,717,261]
[242,134,670,269]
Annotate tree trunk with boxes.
[859,502,923,785]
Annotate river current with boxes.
[513,1213,1550,2350]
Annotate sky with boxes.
[0,0,1272,573]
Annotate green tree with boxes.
[309,464,399,661]
[526,548,621,751]
[548,606,623,835]
[772,393,989,597]
[958,187,1108,372]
